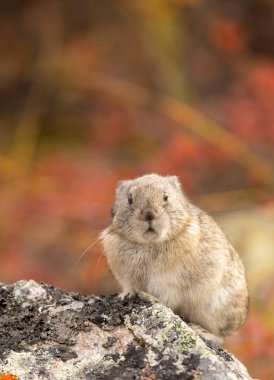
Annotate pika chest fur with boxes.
[101,174,248,344]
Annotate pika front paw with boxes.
[138,291,159,303]
[118,291,137,300]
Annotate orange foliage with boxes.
[0,375,18,380]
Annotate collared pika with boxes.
[101,174,248,343]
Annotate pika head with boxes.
[111,174,188,244]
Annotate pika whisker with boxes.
[72,238,100,269]
[95,251,105,273]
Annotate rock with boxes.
[0,280,253,380]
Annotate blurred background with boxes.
[0,1,273,378]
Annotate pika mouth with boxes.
[145,226,156,234]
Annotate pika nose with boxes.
[145,211,154,222]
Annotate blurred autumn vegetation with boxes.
[0,1,274,379]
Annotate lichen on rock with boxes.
[0,280,253,380]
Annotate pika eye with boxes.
[128,193,133,204]
[163,193,168,202]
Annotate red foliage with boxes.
[226,312,274,380]
[211,20,247,54]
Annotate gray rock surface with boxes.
[0,280,253,380]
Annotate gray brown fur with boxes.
[101,174,248,343]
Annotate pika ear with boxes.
[168,176,181,190]
[116,180,129,195]
[113,180,130,218]
[117,180,126,190]
[116,180,130,194]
